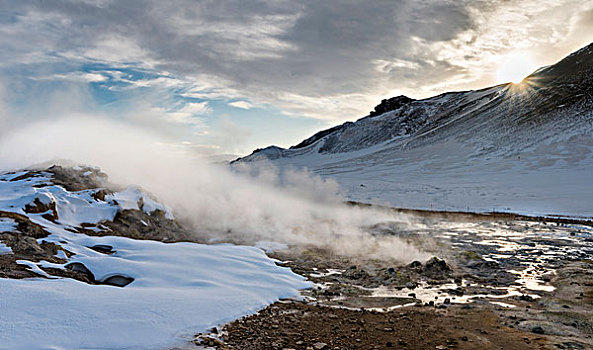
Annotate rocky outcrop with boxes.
[369,95,415,117]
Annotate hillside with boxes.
[236,43,593,217]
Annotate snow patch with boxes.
[0,243,11,255]
[0,171,311,349]
[1,237,309,349]
[108,185,174,219]
[0,218,17,233]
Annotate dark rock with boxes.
[91,189,109,202]
[65,262,95,282]
[88,244,114,254]
[519,295,534,302]
[47,165,108,192]
[531,326,545,334]
[369,96,415,117]
[423,257,452,278]
[24,197,58,221]
[343,266,369,280]
[99,274,134,287]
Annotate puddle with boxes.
[303,220,593,309]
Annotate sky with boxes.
[0,0,592,156]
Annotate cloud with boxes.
[32,72,108,83]
[228,101,253,110]
[159,102,212,126]
[0,0,591,124]
[177,102,211,116]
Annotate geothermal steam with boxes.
[0,114,425,261]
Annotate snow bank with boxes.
[0,237,308,349]
[0,171,173,226]
[0,171,311,349]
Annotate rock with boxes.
[65,262,95,281]
[88,244,114,254]
[405,281,417,289]
[369,95,415,117]
[531,326,545,334]
[407,261,422,270]
[423,257,452,278]
[519,295,534,302]
[24,197,58,221]
[99,274,134,287]
[195,336,225,347]
[91,189,109,202]
[313,342,328,350]
[343,266,369,280]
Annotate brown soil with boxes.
[219,301,543,350]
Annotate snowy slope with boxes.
[0,169,309,349]
[236,43,593,218]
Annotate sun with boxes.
[497,53,537,84]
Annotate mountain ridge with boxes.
[237,42,592,163]
[234,42,593,217]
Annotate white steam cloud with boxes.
[0,112,425,262]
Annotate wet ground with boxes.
[191,215,593,350]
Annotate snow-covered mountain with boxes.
[236,43,593,217]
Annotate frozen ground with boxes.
[241,136,593,218]
[0,170,309,349]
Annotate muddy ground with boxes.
[191,217,593,350]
